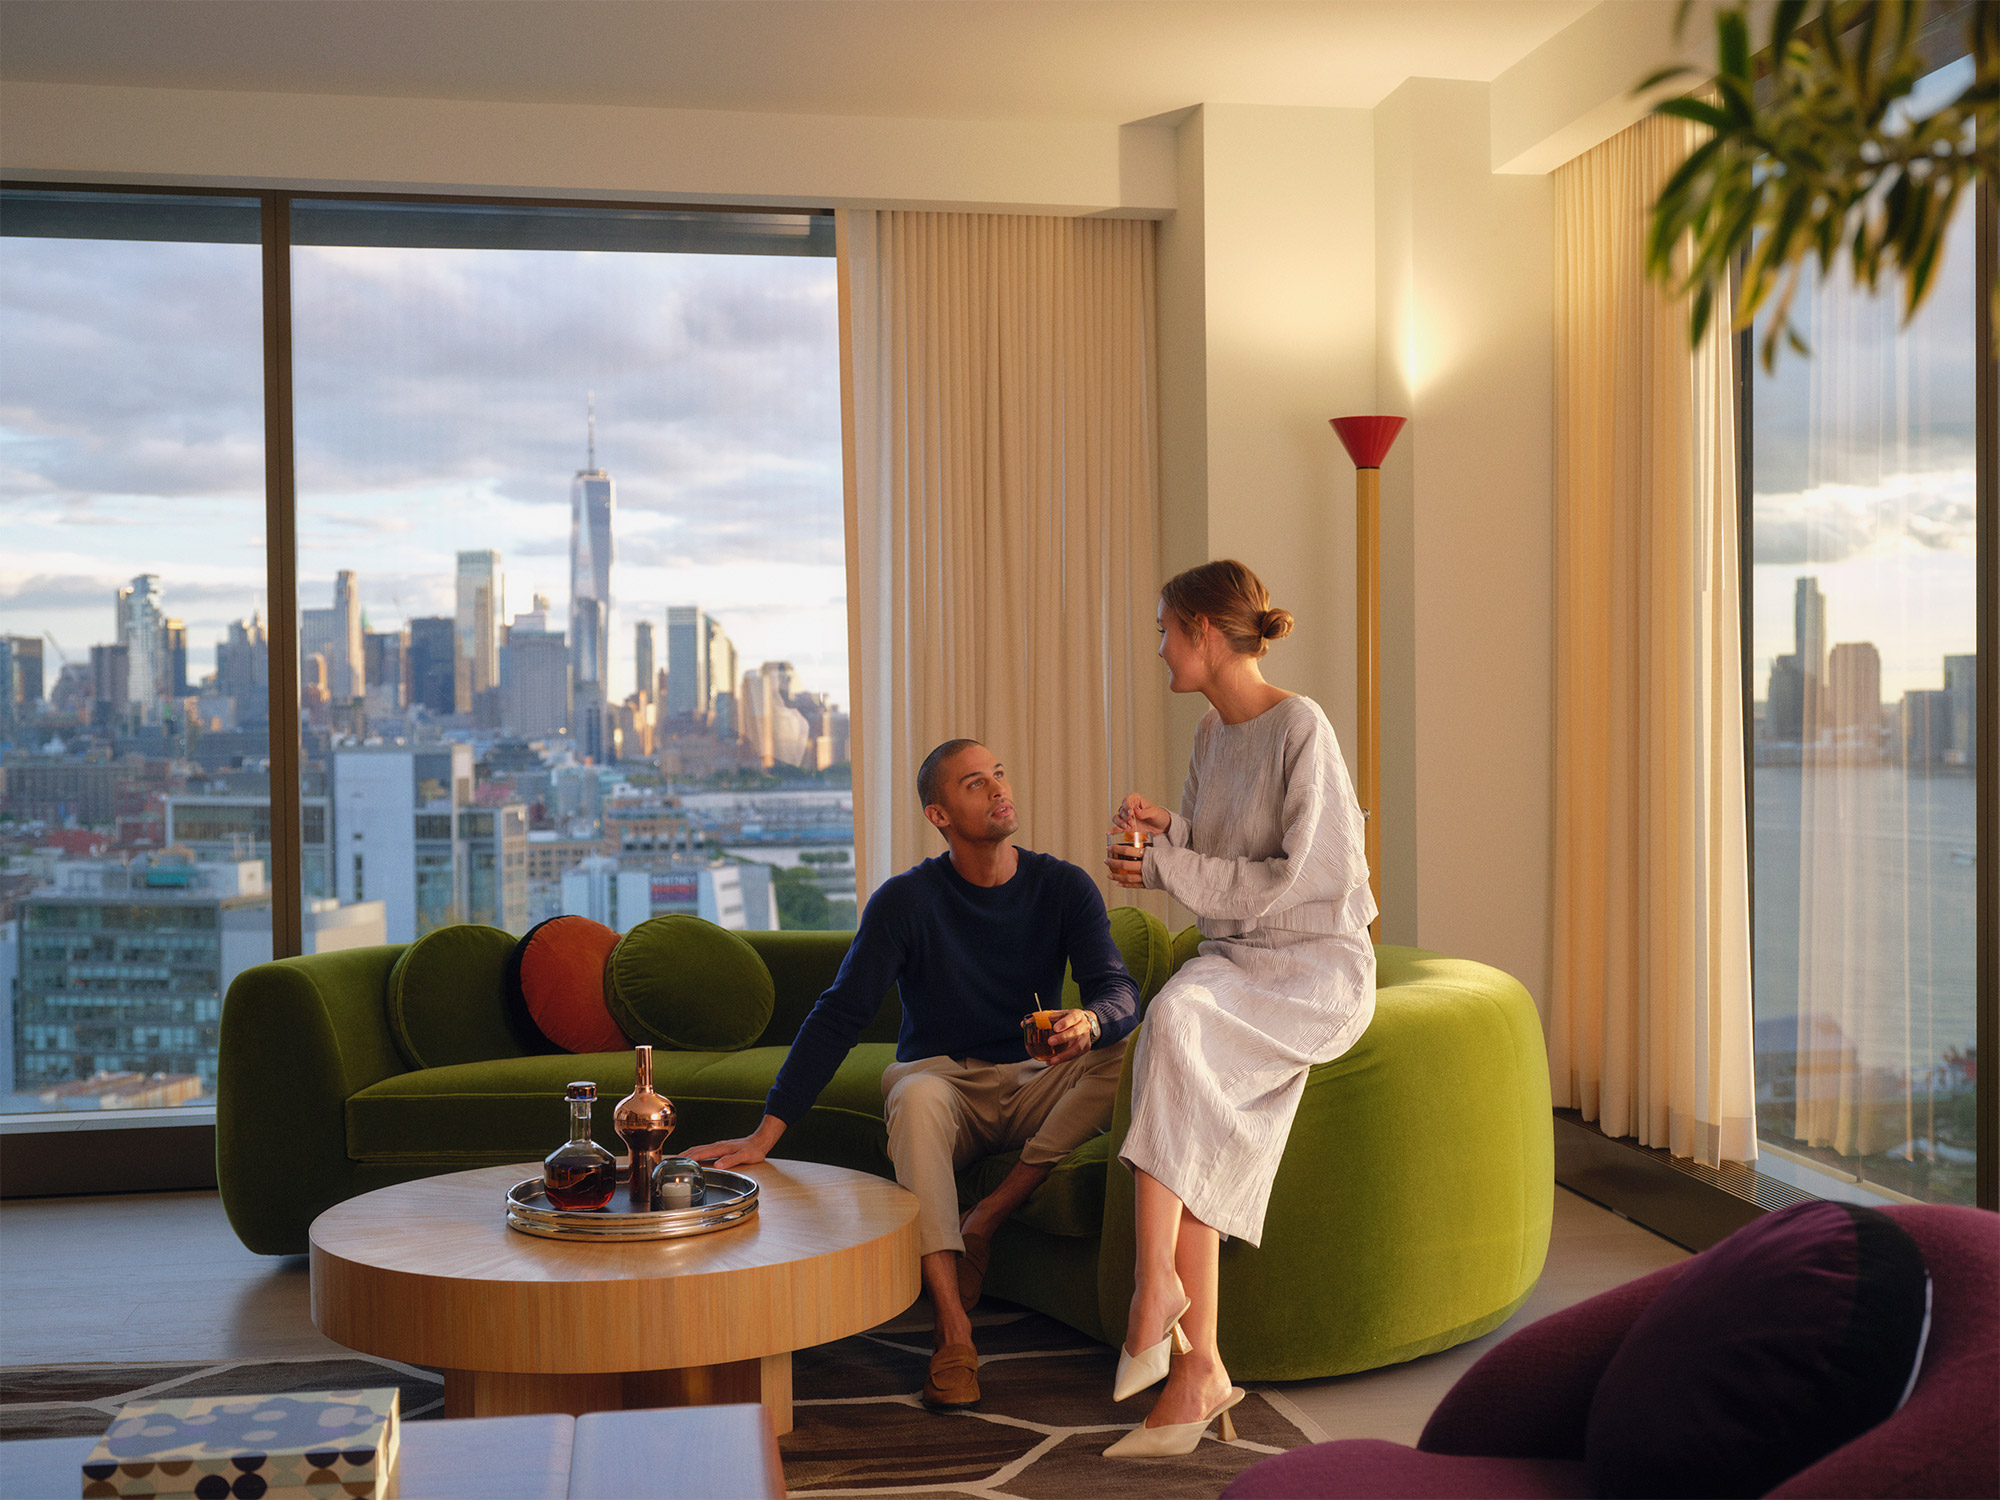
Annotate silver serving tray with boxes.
[505,1167,759,1242]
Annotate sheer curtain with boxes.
[837,210,1166,909]
[1752,60,1980,1199]
[1547,113,1758,1168]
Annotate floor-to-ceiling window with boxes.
[0,192,270,1115]
[288,201,850,956]
[1746,54,1987,1206]
[0,188,848,1123]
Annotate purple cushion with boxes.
[1585,1201,1930,1499]
[1223,1440,1590,1499]
[1768,1205,1997,1499]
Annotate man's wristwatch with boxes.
[1084,1010,1103,1046]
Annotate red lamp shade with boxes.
[1330,415,1406,470]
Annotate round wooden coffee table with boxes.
[309,1158,919,1436]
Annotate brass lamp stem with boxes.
[1356,464,1381,941]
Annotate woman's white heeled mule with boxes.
[1102,1386,1247,1458]
[1110,1299,1193,1402]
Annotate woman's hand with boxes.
[1113,793,1171,837]
[1107,792,1166,888]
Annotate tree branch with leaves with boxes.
[1643,0,1997,370]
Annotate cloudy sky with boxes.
[0,231,845,706]
[1746,53,1979,703]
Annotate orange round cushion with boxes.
[504,915,629,1054]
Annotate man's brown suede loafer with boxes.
[922,1342,981,1409]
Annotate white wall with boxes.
[1374,79,1556,1007]
[1491,0,1720,175]
[0,81,1176,216]
[1155,103,1376,787]
[1153,87,1553,1010]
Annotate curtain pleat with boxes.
[1548,115,1758,1167]
[838,211,1166,911]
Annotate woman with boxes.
[1100,558,1375,1458]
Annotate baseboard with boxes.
[1553,1109,1815,1252]
[0,1121,218,1198]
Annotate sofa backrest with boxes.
[744,905,1173,1051]
[740,929,902,1049]
[369,908,1174,1067]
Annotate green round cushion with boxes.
[605,914,776,1052]
[1108,904,1172,1005]
[1170,923,1204,976]
[387,923,541,1071]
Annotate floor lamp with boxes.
[1330,414,1405,939]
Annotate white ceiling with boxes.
[0,0,1597,122]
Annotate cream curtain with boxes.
[837,210,1167,909]
[1547,114,1758,1167]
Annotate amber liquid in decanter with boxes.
[543,1081,617,1212]
[615,1045,677,1210]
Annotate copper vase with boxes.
[614,1045,676,1210]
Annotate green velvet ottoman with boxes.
[1093,943,1553,1381]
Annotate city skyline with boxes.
[1758,573,1974,768]
[0,238,848,707]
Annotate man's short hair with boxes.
[917,738,985,809]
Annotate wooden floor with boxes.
[0,1183,1683,1442]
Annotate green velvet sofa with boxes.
[217,915,1552,1382]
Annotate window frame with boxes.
[1735,173,1997,1214]
[0,182,836,1155]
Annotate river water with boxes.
[1753,764,1977,1078]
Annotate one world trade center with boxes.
[570,397,614,742]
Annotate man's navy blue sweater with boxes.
[764,848,1140,1125]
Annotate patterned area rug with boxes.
[0,1355,444,1441]
[783,1305,1318,1497]
[1,1305,1317,1496]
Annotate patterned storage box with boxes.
[80,1388,400,1499]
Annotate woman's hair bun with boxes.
[1159,559,1289,658]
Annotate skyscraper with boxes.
[163,619,188,697]
[666,607,707,721]
[115,574,167,711]
[570,400,614,712]
[705,617,737,733]
[634,620,654,704]
[455,551,502,715]
[1793,575,1826,701]
[741,662,811,768]
[502,629,570,738]
[89,643,129,730]
[1944,654,1977,768]
[299,607,337,690]
[216,613,269,726]
[332,569,364,701]
[3,635,45,714]
[406,616,457,717]
[363,628,405,712]
[1826,642,1881,737]
[331,742,476,943]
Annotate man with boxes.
[689,739,1138,1410]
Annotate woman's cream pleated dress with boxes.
[1121,694,1377,1244]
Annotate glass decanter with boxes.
[543,1081,616,1212]
[614,1045,676,1210]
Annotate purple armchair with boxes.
[1224,1205,1998,1500]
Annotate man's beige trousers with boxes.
[881,1041,1128,1257]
